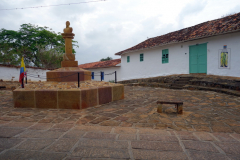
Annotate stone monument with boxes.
[61,21,78,67]
[46,21,91,82]
[13,21,124,110]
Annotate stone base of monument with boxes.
[61,61,78,67]
[46,67,91,82]
[13,81,124,109]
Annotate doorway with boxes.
[189,43,207,73]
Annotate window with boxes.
[162,49,169,63]
[127,56,130,63]
[101,72,104,81]
[140,53,144,62]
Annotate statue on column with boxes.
[62,21,75,61]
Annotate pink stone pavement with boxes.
[0,86,240,159]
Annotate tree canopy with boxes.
[0,23,78,68]
[100,57,113,61]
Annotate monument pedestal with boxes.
[61,61,78,67]
[46,67,91,82]
[13,82,124,109]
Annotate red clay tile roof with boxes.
[115,12,240,55]
[78,59,121,69]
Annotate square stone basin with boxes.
[13,81,124,109]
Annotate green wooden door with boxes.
[189,45,198,73]
[189,43,207,73]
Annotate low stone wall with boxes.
[0,81,40,90]
[189,77,240,91]
[119,74,180,84]
[119,74,240,91]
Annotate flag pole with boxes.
[25,72,27,84]
[22,78,24,88]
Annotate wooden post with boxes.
[25,73,27,84]
[21,78,24,88]
[157,104,162,113]
[78,72,80,88]
[115,71,117,83]
[177,104,183,114]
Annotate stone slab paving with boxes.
[0,125,239,159]
[0,86,240,159]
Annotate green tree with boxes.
[36,45,63,69]
[0,23,78,68]
[100,56,113,61]
[0,43,20,65]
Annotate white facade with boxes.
[0,66,50,81]
[120,32,240,81]
[84,67,121,82]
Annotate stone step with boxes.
[121,75,240,97]
[125,82,171,88]
[184,85,240,97]
[170,84,185,89]
[126,83,240,96]
[179,77,195,80]
[139,83,170,88]
[125,83,140,86]
[189,80,240,90]
[169,87,183,89]
[174,81,190,84]
[171,84,185,87]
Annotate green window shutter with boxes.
[162,49,169,63]
[127,56,130,63]
[165,49,169,63]
[162,51,165,63]
[140,53,144,62]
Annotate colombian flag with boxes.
[19,57,26,83]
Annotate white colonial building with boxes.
[79,12,240,81]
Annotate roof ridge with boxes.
[78,58,120,65]
[78,58,121,69]
[115,12,240,55]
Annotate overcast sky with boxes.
[1,0,240,64]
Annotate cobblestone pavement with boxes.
[0,86,240,159]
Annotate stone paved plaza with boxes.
[0,86,240,159]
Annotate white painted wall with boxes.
[120,43,189,81]
[206,32,240,77]
[1,65,121,82]
[120,32,240,80]
[84,67,121,82]
[0,66,50,81]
